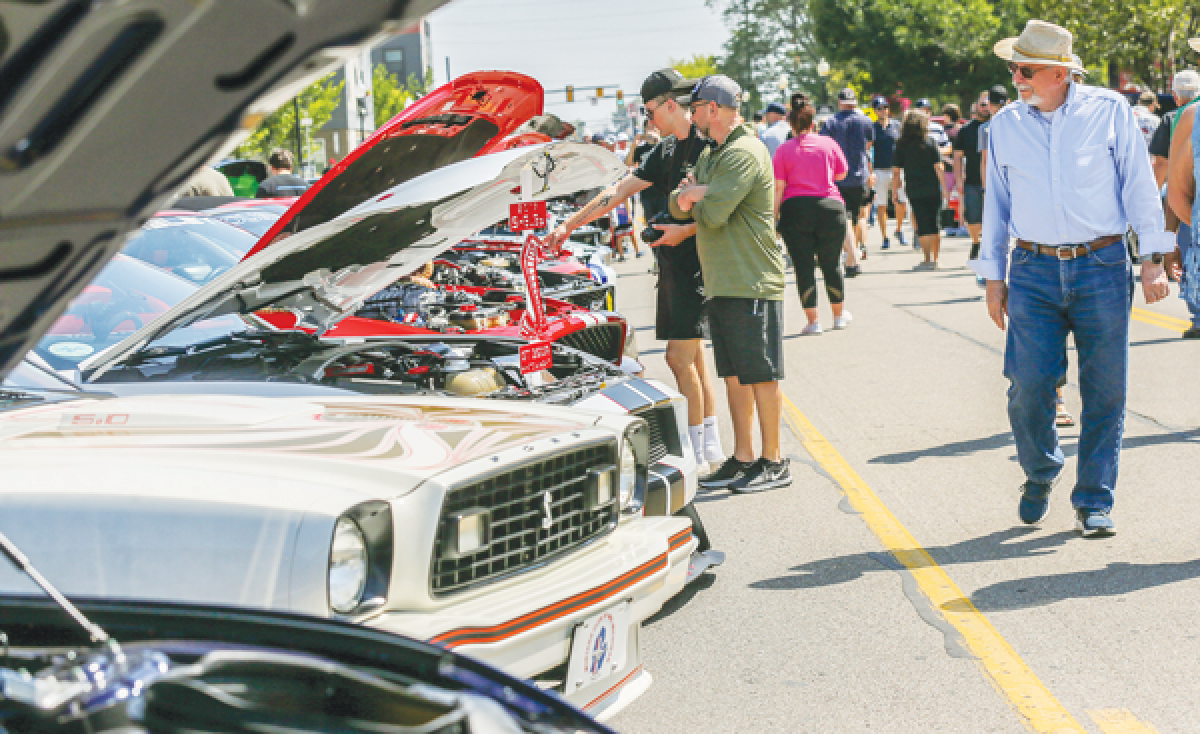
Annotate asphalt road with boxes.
[608,229,1199,734]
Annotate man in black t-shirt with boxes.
[546,68,726,470]
[954,91,991,259]
[256,149,309,198]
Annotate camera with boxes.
[642,211,682,244]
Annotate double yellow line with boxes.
[1131,307,1190,334]
[782,396,1162,733]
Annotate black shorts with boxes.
[910,196,941,236]
[707,297,785,384]
[655,239,707,340]
[838,184,868,220]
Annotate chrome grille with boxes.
[557,323,623,363]
[431,442,618,596]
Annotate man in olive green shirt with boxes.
[669,75,791,494]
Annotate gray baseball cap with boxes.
[681,75,743,108]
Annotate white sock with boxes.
[702,417,725,462]
[688,425,705,463]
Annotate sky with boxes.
[428,0,730,133]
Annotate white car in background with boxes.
[2,141,712,720]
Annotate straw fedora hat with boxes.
[994,20,1084,71]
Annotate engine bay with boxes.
[94,330,624,404]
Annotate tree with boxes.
[708,0,822,115]
[234,73,343,161]
[809,0,1024,105]
[374,66,435,128]
[668,54,720,80]
[1028,0,1200,91]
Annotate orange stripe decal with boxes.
[668,527,693,553]
[431,554,668,648]
[583,664,644,711]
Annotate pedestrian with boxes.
[976,19,1172,537]
[671,75,792,494]
[1149,71,1200,188]
[547,68,726,470]
[870,96,908,249]
[820,88,874,273]
[954,91,991,261]
[915,99,952,155]
[892,110,948,269]
[614,131,632,159]
[632,123,663,274]
[941,103,965,235]
[759,102,790,158]
[1164,50,1200,338]
[1133,91,1161,148]
[256,149,308,198]
[774,92,851,335]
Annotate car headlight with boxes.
[329,517,368,614]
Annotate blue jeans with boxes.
[1004,241,1134,512]
[1180,222,1200,327]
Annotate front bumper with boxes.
[368,516,696,719]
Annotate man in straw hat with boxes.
[1163,38,1200,340]
[974,19,1172,537]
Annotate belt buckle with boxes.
[1055,245,1074,261]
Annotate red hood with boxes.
[248,71,543,258]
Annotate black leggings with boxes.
[779,195,847,309]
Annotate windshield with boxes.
[207,206,288,237]
[33,255,244,371]
[121,215,257,284]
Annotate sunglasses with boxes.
[1007,61,1049,80]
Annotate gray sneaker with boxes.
[1075,509,1115,538]
[729,458,792,494]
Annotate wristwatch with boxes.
[1149,252,1166,265]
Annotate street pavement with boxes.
[609,229,1199,734]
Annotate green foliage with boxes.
[1028,0,1200,90]
[668,54,720,80]
[708,0,820,114]
[374,66,435,128]
[809,0,1024,104]
[234,73,343,161]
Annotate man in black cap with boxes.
[759,101,789,157]
[547,68,727,471]
[820,87,874,270]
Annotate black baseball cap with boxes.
[988,84,1009,106]
[640,68,696,102]
[871,96,888,108]
[765,102,786,115]
[681,75,743,108]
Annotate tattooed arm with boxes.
[546,173,651,249]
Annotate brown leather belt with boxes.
[1015,234,1123,260]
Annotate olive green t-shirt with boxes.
[669,124,785,300]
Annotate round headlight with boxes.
[619,438,637,508]
[329,517,368,614]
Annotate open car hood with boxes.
[249,71,544,257]
[80,142,626,378]
[0,0,450,380]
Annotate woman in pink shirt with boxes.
[774,93,851,334]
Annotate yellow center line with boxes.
[1089,709,1161,733]
[1131,307,1188,333]
[781,395,1087,733]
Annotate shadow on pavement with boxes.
[893,296,984,307]
[750,527,1075,591]
[643,572,717,626]
[956,557,1200,612]
[868,431,1015,464]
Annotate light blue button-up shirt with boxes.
[972,82,1174,282]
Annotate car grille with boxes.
[634,404,679,465]
[557,322,623,363]
[430,442,619,596]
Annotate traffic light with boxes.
[566,85,574,102]
[596,87,604,98]
[616,89,624,103]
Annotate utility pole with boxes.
[292,97,302,163]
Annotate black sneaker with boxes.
[729,458,792,494]
[844,265,861,278]
[699,457,756,489]
[1183,326,1200,339]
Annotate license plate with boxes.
[565,602,630,692]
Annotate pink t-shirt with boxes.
[773,133,848,201]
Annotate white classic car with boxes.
[1,140,712,719]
